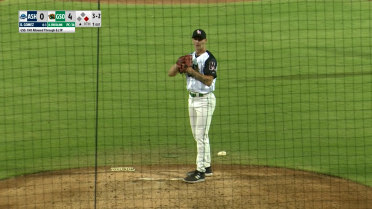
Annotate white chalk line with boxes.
[138,177,183,181]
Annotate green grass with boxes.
[0,0,371,186]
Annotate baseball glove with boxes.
[176,54,193,73]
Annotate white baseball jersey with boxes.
[186,50,217,94]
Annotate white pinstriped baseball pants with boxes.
[188,92,216,173]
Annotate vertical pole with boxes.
[94,1,101,209]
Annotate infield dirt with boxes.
[1,165,371,209]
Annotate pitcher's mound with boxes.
[1,165,371,209]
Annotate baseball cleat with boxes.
[183,171,205,183]
[205,167,213,176]
[187,167,213,177]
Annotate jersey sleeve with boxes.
[203,57,217,78]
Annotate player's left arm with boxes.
[185,57,217,87]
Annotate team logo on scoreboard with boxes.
[49,14,55,20]
[19,11,28,22]
[48,11,56,22]
[20,14,26,19]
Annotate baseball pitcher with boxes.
[168,29,217,183]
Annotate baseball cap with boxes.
[192,29,206,40]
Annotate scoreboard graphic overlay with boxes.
[19,11,101,33]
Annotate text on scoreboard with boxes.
[19,10,101,33]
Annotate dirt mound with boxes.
[1,165,371,209]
